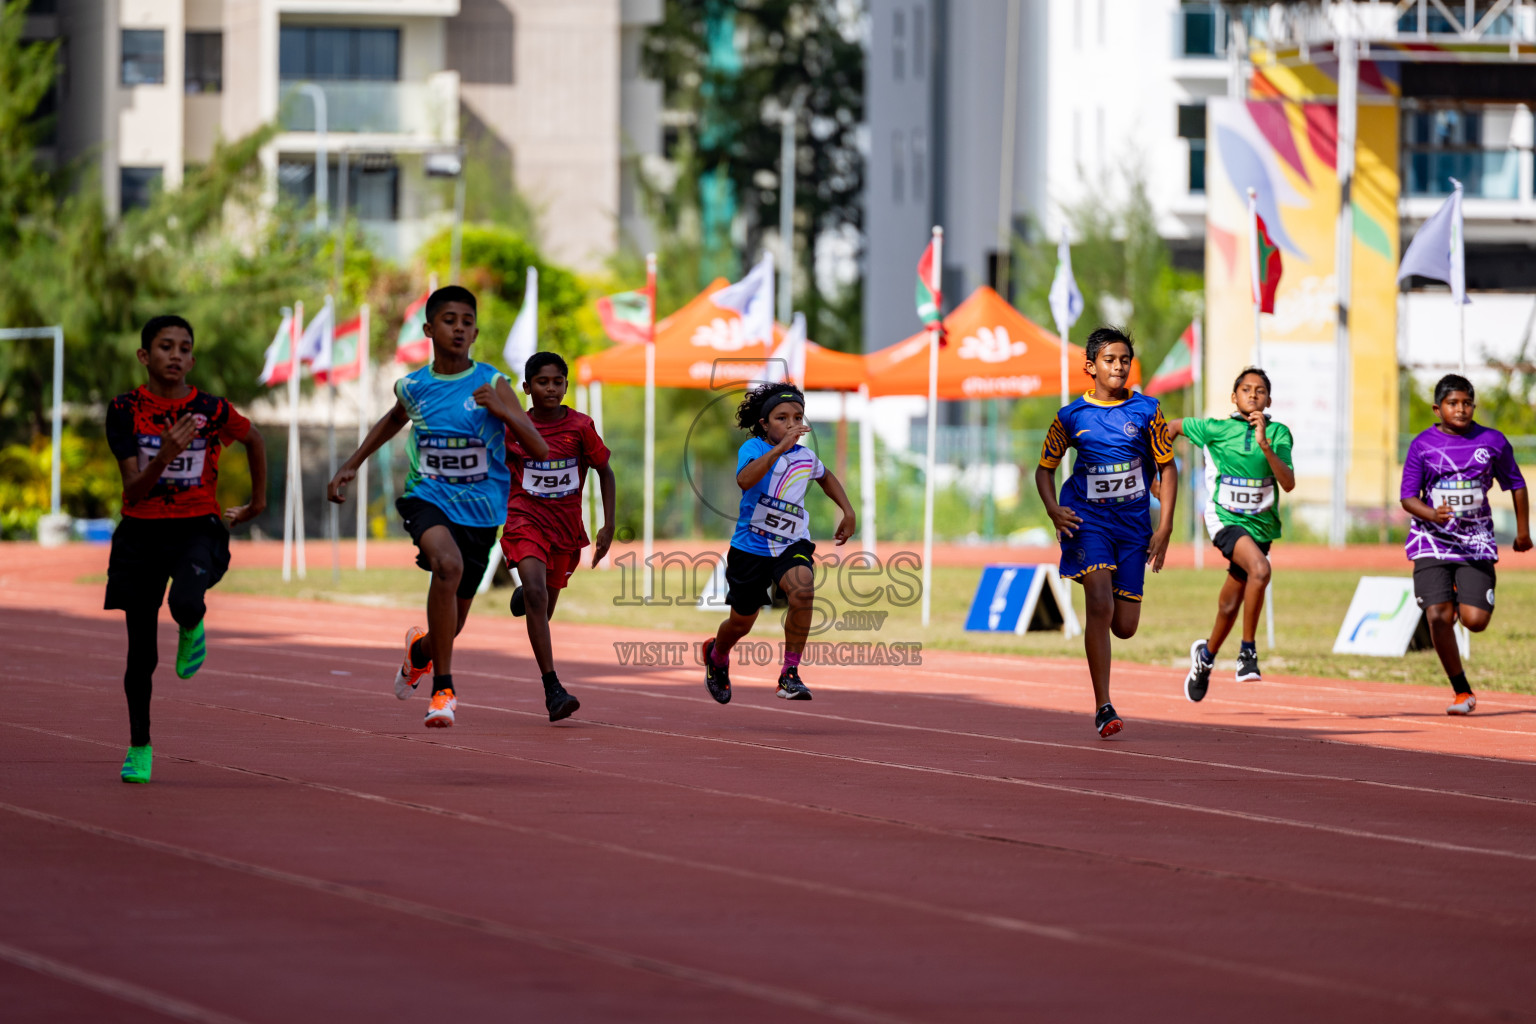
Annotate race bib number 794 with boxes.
[522,457,580,498]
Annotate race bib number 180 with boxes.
[1430,478,1486,517]
[418,436,488,484]
[1083,459,1146,503]
[522,457,580,498]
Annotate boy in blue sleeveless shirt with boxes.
[329,287,549,727]
[1036,327,1178,739]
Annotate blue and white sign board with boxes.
[1332,575,1468,658]
[965,564,1080,636]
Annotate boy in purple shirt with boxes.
[1400,375,1530,714]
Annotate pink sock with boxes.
[710,641,731,667]
[783,651,801,671]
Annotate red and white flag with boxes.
[394,290,431,364]
[313,314,366,385]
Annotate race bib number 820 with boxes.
[419,436,488,484]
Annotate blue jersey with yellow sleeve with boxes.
[1040,390,1174,537]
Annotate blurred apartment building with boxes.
[20,0,663,268]
[864,0,1536,366]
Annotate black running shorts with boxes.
[397,496,498,601]
[724,539,816,616]
[1413,557,1496,613]
[104,514,231,612]
[1212,524,1272,584]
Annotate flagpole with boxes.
[859,383,875,556]
[285,301,307,582]
[921,226,942,628]
[1192,320,1205,573]
[643,252,657,600]
[356,303,370,571]
[325,296,340,584]
[282,305,296,583]
[1247,187,1263,366]
[590,379,606,567]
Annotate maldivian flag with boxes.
[394,290,430,364]
[1252,214,1282,314]
[314,315,365,385]
[915,239,942,328]
[257,309,295,386]
[596,286,652,345]
[1145,322,1200,397]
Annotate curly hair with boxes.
[736,381,806,437]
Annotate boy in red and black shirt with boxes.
[503,352,615,721]
[104,315,266,783]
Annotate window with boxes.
[279,26,400,81]
[911,129,927,199]
[1404,106,1518,199]
[892,9,905,81]
[278,156,400,221]
[120,167,162,212]
[1180,2,1224,57]
[121,29,164,86]
[913,7,926,78]
[185,32,222,93]
[1178,103,1207,193]
[892,131,905,203]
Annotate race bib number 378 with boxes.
[1083,459,1146,504]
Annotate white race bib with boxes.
[1430,479,1485,517]
[138,435,207,486]
[1083,459,1146,503]
[749,495,808,544]
[1216,475,1276,515]
[521,457,580,498]
[418,436,489,484]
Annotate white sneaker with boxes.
[1446,692,1476,716]
[395,626,430,700]
[424,688,457,728]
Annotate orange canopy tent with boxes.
[864,285,1141,399]
[576,279,866,392]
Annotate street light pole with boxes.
[298,84,328,231]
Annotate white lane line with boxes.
[0,939,251,1024]
[0,800,914,1024]
[0,728,1508,1019]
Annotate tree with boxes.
[643,0,864,352]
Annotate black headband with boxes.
[760,391,804,419]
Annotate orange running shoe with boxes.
[424,688,456,728]
[1447,691,1477,716]
[394,626,431,700]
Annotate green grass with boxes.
[187,559,1536,696]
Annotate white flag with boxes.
[257,309,295,386]
[710,252,775,345]
[1048,229,1084,331]
[1397,178,1467,304]
[766,312,807,387]
[504,267,539,375]
[296,301,333,364]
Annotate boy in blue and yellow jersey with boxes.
[1035,327,1178,739]
[328,286,549,728]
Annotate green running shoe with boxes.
[121,745,152,783]
[176,620,206,679]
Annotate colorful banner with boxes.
[1205,83,1400,506]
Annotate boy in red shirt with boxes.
[105,315,267,783]
[503,352,615,720]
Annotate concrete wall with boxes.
[118,0,186,190]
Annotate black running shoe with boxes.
[1236,648,1262,683]
[1094,703,1123,739]
[775,667,813,701]
[510,585,526,617]
[1184,639,1213,703]
[702,638,731,704]
[545,683,580,722]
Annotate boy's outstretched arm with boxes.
[224,425,268,526]
[1513,488,1531,552]
[1148,459,1179,571]
[329,400,409,504]
[476,376,550,460]
[592,462,617,566]
[815,469,857,545]
[1168,418,1185,438]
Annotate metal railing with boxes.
[279,79,455,138]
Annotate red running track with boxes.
[2,550,1535,1022]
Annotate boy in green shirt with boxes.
[1170,367,1295,700]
